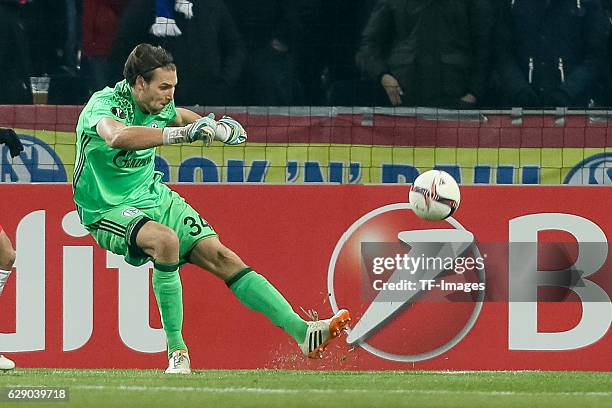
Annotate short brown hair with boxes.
[123,43,176,86]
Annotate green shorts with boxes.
[86,184,217,266]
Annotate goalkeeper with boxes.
[73,43,349,374]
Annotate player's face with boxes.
[135,68,178,115]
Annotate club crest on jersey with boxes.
[111,107,126,119]
[122,208,141,217]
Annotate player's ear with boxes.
[135,75,145,90]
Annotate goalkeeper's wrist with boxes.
[162,126,189,145]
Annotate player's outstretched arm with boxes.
[96,116,216,150]
[97,118,164,150]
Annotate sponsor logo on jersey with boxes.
[113,150,153,168]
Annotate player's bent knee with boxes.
[137,222,179,259]
[156,228,180,254]
[0,248,16,270]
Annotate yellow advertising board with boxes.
[1,129,609,185]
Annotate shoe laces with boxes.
[171,352,186,368]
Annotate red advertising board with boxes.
[1,104,611,147]
[0,185,610,370]
[2,105,612,185]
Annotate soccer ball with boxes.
[409,170,460,221]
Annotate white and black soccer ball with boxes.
[409,170,460,221]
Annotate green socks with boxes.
[152,262,187,357]
[152,264,308,354]
[227,268,308,343]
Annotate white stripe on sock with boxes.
[0,269,11,296]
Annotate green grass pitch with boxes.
[0,369,610,408]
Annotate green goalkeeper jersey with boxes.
[73,80,177,225]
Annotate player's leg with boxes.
[155,187,312,350]
[0,227,17,370]
[0,227,16,295]
[187,237,350,358]
[162,185,350,358]
[188,236,308,343]
[86,208,189,373]
[134,220,190,369]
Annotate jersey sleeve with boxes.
[85,95,130,131]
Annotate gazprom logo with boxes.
[564,153,612,185]
[113,150,152,168]
[1,134,67,182]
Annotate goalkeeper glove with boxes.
[215,116,247,145]
[162,114,247,146]
[162,113,216,145]
[0,128,24,158]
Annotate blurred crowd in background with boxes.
[1,0,612,109]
